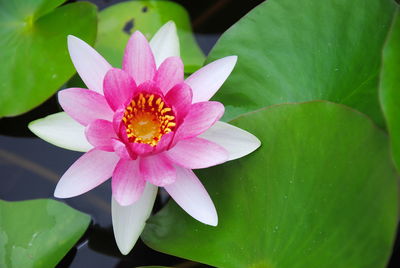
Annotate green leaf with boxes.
[207,0,398,127]
[380,11,400,170]
[96,0,204,74]
[142,101,398,268]
[0,0,97,117]
[0,199,91,268]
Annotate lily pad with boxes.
[0,199,91,268]
[142,101,398,268]
[380,11,400,170]
[0,0,97,117]
[96,0,205,73]
[207,0,398,126]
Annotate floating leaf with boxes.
[0,199,90,268]
[207,0,398,126]
[96,0,205,73]
[380,11,400,170]
[0,0,97,117]
[142,101,398,268]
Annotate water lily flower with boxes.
[29,21,260,255]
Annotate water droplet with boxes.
[28,232,39,247]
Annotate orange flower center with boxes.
[122,93,176,146]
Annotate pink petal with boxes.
[154,56,184,94]
[128,142,154,156]
[120,132,174,157]
[164,83,193,123]
[185,56,237,103]
[136,80,163,96]
[103,68,137,111]
[164,166,218,226]
[85,119,116,151]
[139,154,176,186]
[54,149,119,198]
[67,35,112,94]
[112,139,135,160]
[123,31,156,85]
[166,137,228,169]
[154,132,174,153]
[175,101,224,140]
[113,109,125,134]
[58,88,114,126]
[112,159,146,206]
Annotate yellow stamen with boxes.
[122,93,176,146]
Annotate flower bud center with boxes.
[122,93,176,146]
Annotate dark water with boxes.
[0,0,398,267]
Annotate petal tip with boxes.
[207,215,218,227]
[54,187,68,199]
[27,120,38,133]
[166,20,176,25]
[254,137,262,148]
[119,248,131,256]
[246,133,262,154]
[225,55,238,66]
[54,181,77,198]
[165,20,177,30]
[67,34,75,43]
[57,89,65,100]
[116,239,136,255]
[67,35,82,49]
[130,30,146,41]
[201,210,218,226]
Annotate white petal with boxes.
[150,21,180,68]
[68,35,112,94]
[199,121,261,161]
[185,56,237,103]
[28,112,92,152]
[112,182,158,255]
[164,166,218,226]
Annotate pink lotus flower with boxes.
[29,22,260,254]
